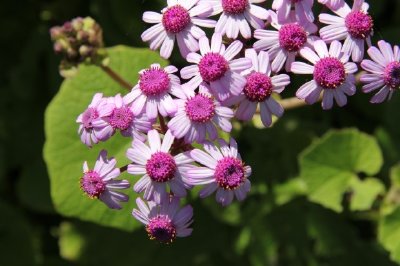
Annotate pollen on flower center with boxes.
[162,5,191,34]
[80,170,106,198]
[244,72,273,102]
[146,215,177,243]
[345,11,373,39]
[82,107,99,129]
[109,106,134,130]
[384,61,400,89]
[222,0,249,14]
[279,24,308,52]
[185,94,216,123]
[199,53,229,82]
[314,57,346,89]
[146,152,177,182]
[139,67,170,96]
[215,157,245,190]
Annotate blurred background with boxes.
[1,0,400,265]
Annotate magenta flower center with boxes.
[345,11,373,39]
[215,157,245,190]
[314,57,346,89]
[80,170,106,198]
[146,152,177,182]
[109,106,134,130]
[139,67,170,96]
[244,72,273,102]
[384,61,400,89]
[146,215,177,243]
[162,5,191,34]
[82,107,99,129]
[222,0,249,14]
[199,53,229,82]
[279,24,307,52]
[185,94,216,123]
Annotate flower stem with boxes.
[279,97,310,110]
[100,65,133,91]
[158,113,168,133]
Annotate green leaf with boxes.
[379,207,400,263]
[349,177,385,211]
[44,46,168,231]
[299,128,383,212]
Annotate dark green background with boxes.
[1,0,400,265]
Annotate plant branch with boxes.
[100,65,133,91]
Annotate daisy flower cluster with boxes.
[65,0,400,243]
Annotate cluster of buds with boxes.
[50,17,107,77]
[49,0,400,244]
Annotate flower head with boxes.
[91,94,153,142]
[226,49,290,127]
[80,150,130,209]
[272,0,315,24]
[168,83,234,143]
[127,130,193,204]
[76,93,114,147]
[254,10,318,72]
[142,0,216,59]
[129,64,185,120]
[132,197,193,243]
[361,40,400,103]
[204,0,269,39]
[187,138,252,206]
[181,33,252,101]
[291,40,358,109]
[319,0,373,62]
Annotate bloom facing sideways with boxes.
[254,10,318,72]
[133,197,193,243]
[76,93,113,147]
[272,0,315,24]
[127,130,193,204]
[80,150,130,209]
[92,94,153,142]
[227,49,290,127]
[168,83,234,143]
[361,40,400,103]
[319,0,373,62]
[141,0,216,59]
[129,64,185,120]
[181,33,252,101]
[204,0,269,39]
[291,40,358,110]
[187,138,252,206]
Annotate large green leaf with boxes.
[299,129,383,212]
[44,46,167,231]
[379,207,400,263]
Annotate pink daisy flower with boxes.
[76,93,114,147]
[187,138,252,206]
[361,40,400,103]
[319,0,373,62]
[80,150,130,209]
[291,40,358,109]
[141,0,216,59]
[128,64,185,120]
[318,0,344,10]
[92,94,153,142]
[133,197,193,243]
[254,10,318,72]
[168,83,234,143]
[204,0,269,39]
[272,0,315,24]
[226,49,290,127]
[127,130,193,204]
[181,33,252,101]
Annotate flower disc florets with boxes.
[384,61,400,89]
[139,67,171,96]
[80,170,106,198]
[314,57,346,89]
[345,11,373,39]
[198,53,229,82]
[146,215,177,243]
[109,106,134,131]
[215,157,245,190]
[146,152,177,182]
[244,72,273,102]
[222,0,249,14]
[185,94,216,123]
[162,5,191,34]
[279,24,308,52]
